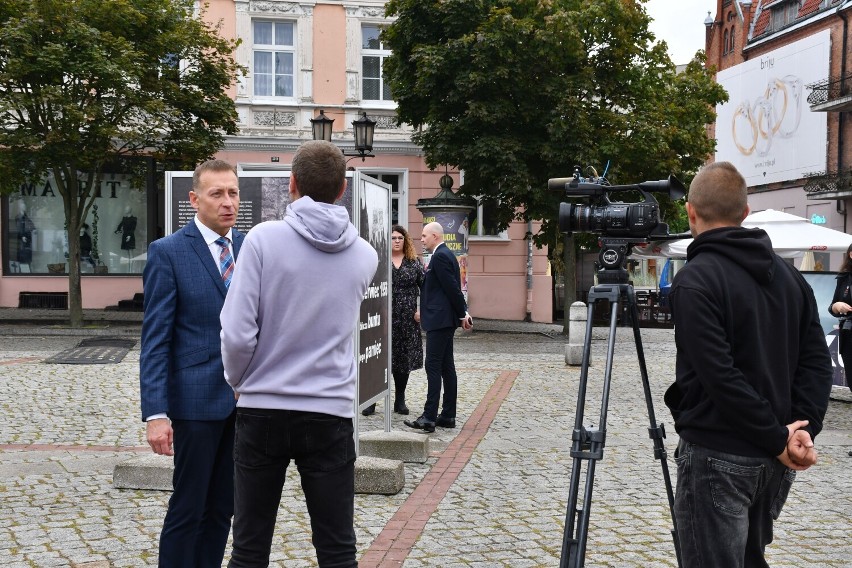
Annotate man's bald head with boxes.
[423,222,444,238]
[421,221,445,252]
[686,161,749,236]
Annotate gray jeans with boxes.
[673,439,795,568]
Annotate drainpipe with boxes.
[838,7,848,179]
[838,6,849,232]
[525,219,533,322]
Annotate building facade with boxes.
[0,0,553,322]
[705,0,852,269]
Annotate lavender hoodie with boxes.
[220,196,378,418]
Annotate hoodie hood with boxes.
[687,226,775,285]
[284,196,359,253]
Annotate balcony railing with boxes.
[806,74,852,108]
[803,168,852,198]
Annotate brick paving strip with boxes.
[0,356,40,365]
[0,443,149,451]
[361,369,520,568]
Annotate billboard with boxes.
[715,30,830,186]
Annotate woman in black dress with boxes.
[829,242,852,391]
[363,225,424,415]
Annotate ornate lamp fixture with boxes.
[310,109,377,161]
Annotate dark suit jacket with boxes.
[420,242,467,332]
[140,221,244,421]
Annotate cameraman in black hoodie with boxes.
[665,161,832,567]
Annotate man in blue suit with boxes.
[140,159,244,567]
[405,221,472,433]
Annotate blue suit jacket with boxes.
[420,242,467,332]
[140,221,244,421]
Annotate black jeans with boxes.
[673,439,795,568]
[228,408,357,568]
[423,326,458,421]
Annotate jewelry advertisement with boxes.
[715,30,829,187]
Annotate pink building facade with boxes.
[0,0,553,322]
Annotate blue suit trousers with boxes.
[159,413,235,568]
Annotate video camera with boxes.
[548,166,685,238]
[548,166,686,284]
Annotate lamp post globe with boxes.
[310,109,334,142]
[352,111,376,155]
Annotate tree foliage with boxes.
[0,0,243,325]
[383,0,727,247]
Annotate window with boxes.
[376,174,401,224]
[468,198,508,239]
[253,21,295,98]
[723,29,729,54]
[362,25,392,102]
[361,171,404,225]
[770,0,801,31]
[4,169,149,276]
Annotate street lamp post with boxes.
[310,109,377,162]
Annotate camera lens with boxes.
[558,202,659,237]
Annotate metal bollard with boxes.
[565,301,588,366]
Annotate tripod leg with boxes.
[560,300,595,566]
[560,290,621,568]
[627,293,683,568]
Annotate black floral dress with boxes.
[392,257,424,375]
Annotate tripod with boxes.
[559,238,681,568]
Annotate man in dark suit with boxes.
[140,159,244,567]
[405,221,472,433]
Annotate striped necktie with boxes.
[215,237,233,289]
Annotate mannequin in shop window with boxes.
[15,201,35,265]
[115,207,137,259]
[80,223,96,270]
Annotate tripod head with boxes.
[596,237,648,285]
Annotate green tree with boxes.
[383,0,727,318]
[0,0,243,326]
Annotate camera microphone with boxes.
[548,178,576,191]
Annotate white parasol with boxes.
[631,209,852,259]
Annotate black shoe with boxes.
[394,401,410,415]
[361,404,376,416]
[435,416,456,429]
[404,416,435,433]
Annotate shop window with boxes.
[362,25,392,102]
[253,20,295,98]
[468,198,508,240]
[4,172,148,275]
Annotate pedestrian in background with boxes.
[220,140,378,568]
[139,159,243,567]
[665,161,832,566]
[364,224,425,416]
[405,221,472,433]
[828,242,852,387]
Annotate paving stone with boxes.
[0,327,850,567]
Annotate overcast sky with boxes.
[646,0,719,65]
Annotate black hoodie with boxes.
[664,226,832,458]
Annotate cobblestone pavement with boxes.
[1,322,851,567]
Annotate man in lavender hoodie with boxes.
[220,140,378,568]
